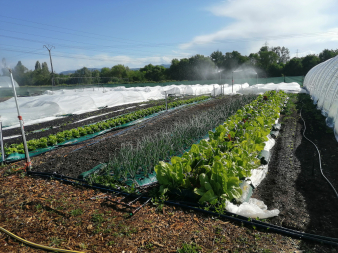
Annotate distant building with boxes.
[0,76,19,88]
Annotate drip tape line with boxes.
[300,108,338,199]
[26,171,338,246]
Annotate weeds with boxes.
[177,242,202,253]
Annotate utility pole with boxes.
[44,45,55,93]
[296,49,299,58]
[264,41,269,49]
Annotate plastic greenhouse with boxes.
[303,55,338,140]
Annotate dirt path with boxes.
[252,94,338,251]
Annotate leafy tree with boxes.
[111,64,128,79]
[301,54,320,75]
[284,58,303,76]
[13,61,29,86]
[72,67,92,84]
[223,51,248,71]
[248,53,259,66]
[100,67,112,83]
[257,47,278,71]
[41,62,49,72]
[127,70,145,82]
[92,69,100,84]
[268,63,284,77]
[188,54,216,80]
[271,46,290,64]
[210,50,224,68]
[319,49,338,62]
[35,61,41,71]
[140,64,168,82]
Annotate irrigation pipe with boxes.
[300,108,338,199]
[0,226,83,253]
[26,171,338,246]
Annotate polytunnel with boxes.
[303,55,338,140]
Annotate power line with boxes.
[0,35,192,58]
[0,14,177,46]
[0,19,178,48]
[0,47,184,64]
[0,15,337,48]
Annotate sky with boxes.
[1,0,338,73]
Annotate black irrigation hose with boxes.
[164,201,338,246]
[300,109,338,199]
[26,171,338,246]
[172,200,338,243]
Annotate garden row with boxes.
[155,90,287,204]
[2,95,209,157]
[89,95,257,187]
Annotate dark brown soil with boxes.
[1,93,338,252]
[252,94,338,252]
[31,95,242,178]
[3,97,196,145]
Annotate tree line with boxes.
[1,47,337,86]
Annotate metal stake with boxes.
[0,121,4,164]
[9,69,31,170]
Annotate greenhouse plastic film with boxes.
[304,55,338,142]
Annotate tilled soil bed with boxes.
[252,93,338,251]
[27,95,246,178]
[1,93,338,252]
[3,96,197,145]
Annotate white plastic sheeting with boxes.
[237,82,305,95]
[1,82,300,129]
[226,198,280,219]
[303,55,338,141]
[0,83,223,128]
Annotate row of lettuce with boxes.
[155,90,287,204]
[2,96,209,157]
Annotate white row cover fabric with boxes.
[0,82,301,128]
[237,82,305,95]
[303,55,338,141]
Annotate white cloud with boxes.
[180,0,338,55]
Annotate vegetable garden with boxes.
[1,91,338,252]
